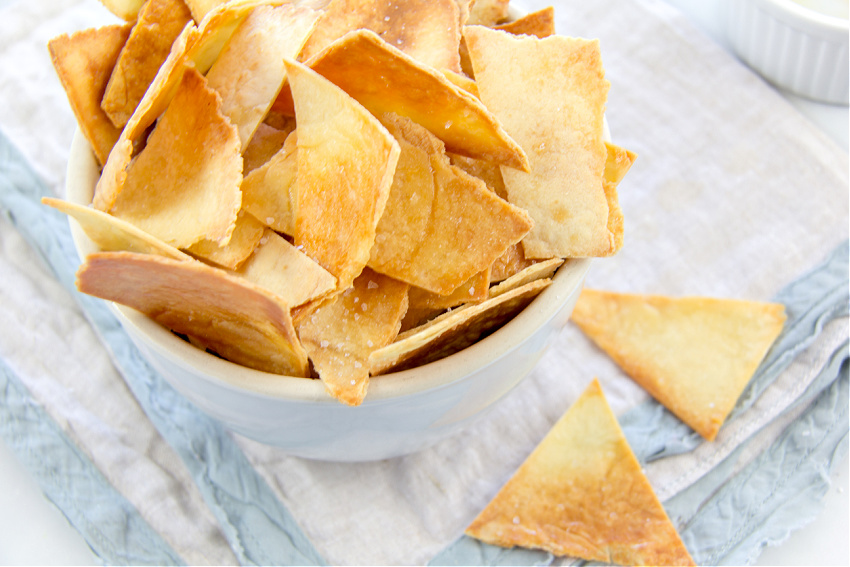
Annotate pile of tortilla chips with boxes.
[48,0,635,407]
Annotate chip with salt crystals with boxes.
[466,378,696,566]
[464,26,616,259]
[276,29,529,171]
[369,278,550,375]
[235,229,337,309]
[241,130,298,236]
[109,67,242,249]
[76,251,310,377]
[298,269,409,406]
[185,211,266,270]
[298,0,462,73]
[571,289,787,441]
[205,3,319,150]
[368,113,532,295]
[286,58,400,291]
[101,0,193,128]
[42,197,191,262]
[48,23,131,166]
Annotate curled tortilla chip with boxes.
[77,251,310,376]
[241,130,298,236]
[110,67,242,249]
[48,24,132,166]
[298,269,409,405]
[466,379,696,566]
[185,210,266,269]
[286,58,400,291]
[489,257,563,297]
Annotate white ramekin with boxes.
[723,0,849,104]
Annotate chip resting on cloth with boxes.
[76,251,310,377]
[570,289,787,441]
[466,378,695,566]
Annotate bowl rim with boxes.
[754,0,849,31]
[65,129,592,406]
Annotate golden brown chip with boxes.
[97,0,145,21]
[101,0,193,128]
[241,130,298,236]
[185,211,266,269]
[369,278,550,375]
[205,3,319,150]
[601,143,636,254]
[41,197,190,261]
[48,24,132,166]
[76,251,310,376]
[401,269,490,330]
[242,122,294,174]
[298,269,409,405]
[278,29,529,170]
[286,59,400,291]
[183,0,226,21]
[110,68,242,249]
[466,378,696,566]
[489,243,534,283]
[447,152,506,198]
[571,289,787,441]
[466,0,510,26]
[465,26,615,259]
[235,229,337,309]
[299,0,462,72]
[369,113,531,295]
[493,6,555,38]
[489,257,563,297]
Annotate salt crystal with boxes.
[266,217,275,224]
[512,516,520,525]
[354,361,362,368]
[368,280,379,289]
[320,340,329,348]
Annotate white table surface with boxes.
[1,0,848,564]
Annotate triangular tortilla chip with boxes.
[185,210,265,269]
[464,26,615,259]
[110,68,242,249]
[101,0,193,128]
[76,251,309,376]
[571,289,787,440]
[48,24,132,166]
[275,29,529,171]
[285,58,400,290]
[42,197,191,261]
[298,269,409,405]
[466,378,695,566]
[298,0,462,72]
[241,130,298,236]
[368,113,532,295]
[369,278,550,375]
[205,3,319,150]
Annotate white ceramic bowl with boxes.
[65,129,592,462]
[723,0,849,104]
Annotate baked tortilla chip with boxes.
[369,114,532,295]
[489,257,562,297]
[465,26,615,259]
[241,130,298,236]
[286,59,399,290]
[401,269,490,330]
[278,29,529,171]
[369,278,550,375]
[186,210,265,269]
[571,289,787,441]
[235,229,337,309]
[205,3,319,150]
[466,0,510,26]
[76,251,309,376]
[42,197,190,261]
[102,0,193,128]
[602,142,636,254]
[298,269,408,405]
[242,122,294,173]
[490,243,534,283]
[299,0,461,72]
[48,24,132,166]
[494,6,555,37]
[110,68,242,249]
[466,378,695,566]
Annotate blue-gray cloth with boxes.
[1,127,848,565]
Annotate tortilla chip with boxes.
[286,59,400,290]
[241,130,298,236]
[489,243,534,283]
[493,6,555,38]
[48,24,132,166]
[448,152,507,198]
[466,378,695,566]
[601,142,635,255]
[76,251,310,376]
[299,0,461,72]
[279,29,529,171]
[102,0,193,128]
[369,278,550,375]
[42,197,190,261]
[205,3,319,150]
[401,269,490,330]
[571,289,787,441]
[464,27,614,259]
[489,257,563,297]
[298,269,408,405]
[442,69,479,97]
[96,0,145,21]
[466,0,510,26]
[369,113,532,295]
[183,0,227,21]
[185,210,265,269]
[242,122,294,174]
[110,68,242,249]
[235,229,337,308]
